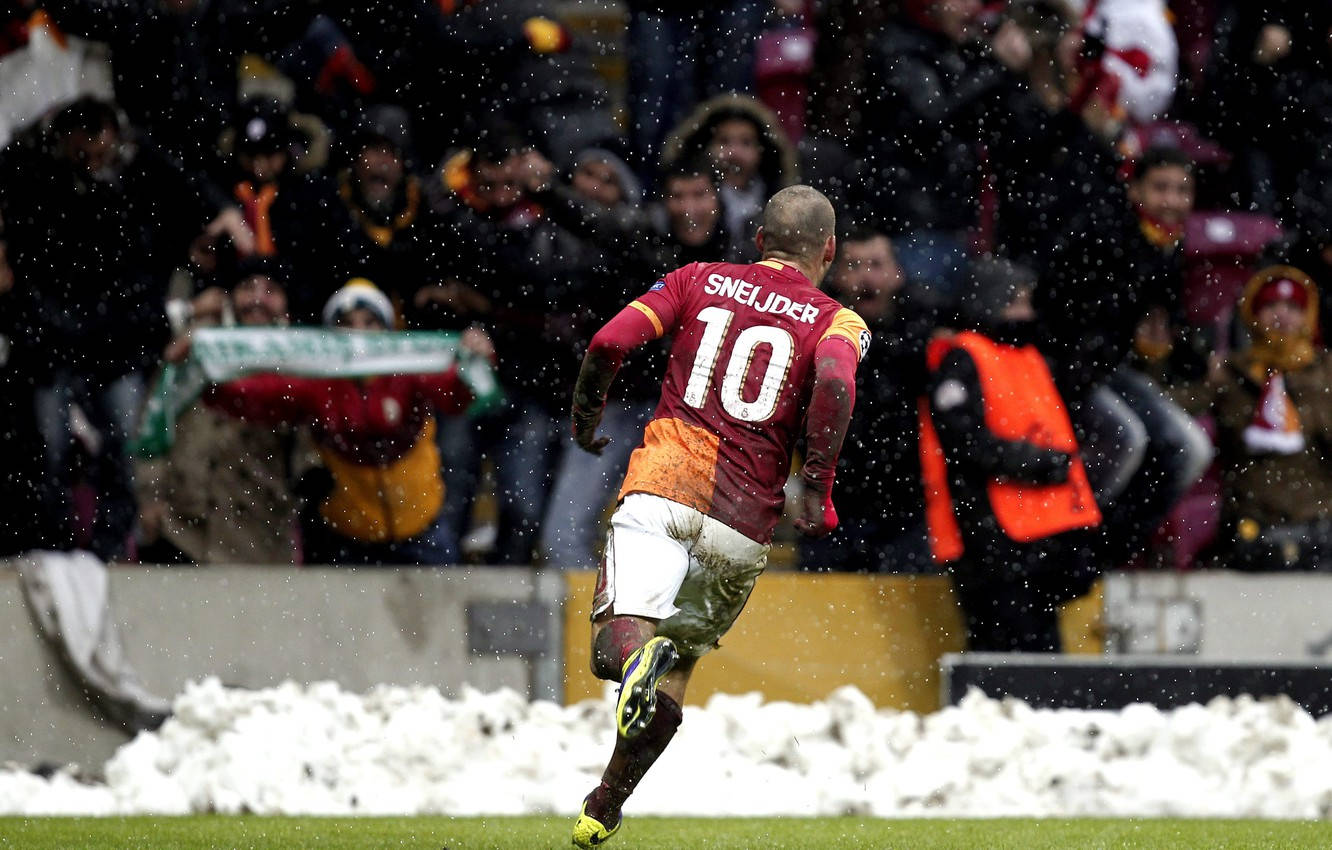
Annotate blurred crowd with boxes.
[0,0,1330,647]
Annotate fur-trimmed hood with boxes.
[660,93,799,191]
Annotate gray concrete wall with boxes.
[0,564,564,770]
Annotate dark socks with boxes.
[586,691,684,827]
[592,618,650,680]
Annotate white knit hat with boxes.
[322,278,395,329]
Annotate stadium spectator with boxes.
[188,97,331,284]
[1182,266,1332,571]
[536,149,666,569]
[569,186,865,847]
[623,0,771,184]
[636,158,751,274]
[853,0,1035,293]
[428,133,568,564]
[1064,0,1178,124]
[203,281,490,566]
[799,228,942,572]
[981,0,1129,267]
[0,97,245,560]
[1202,1,1332,218]
[661,93,798,260]
[920,258,1102,651]
[280,105,456,323]
[1037,146,1213,565]
[137,259,301,566]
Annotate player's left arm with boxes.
[796,310,869,537]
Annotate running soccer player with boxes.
[569,185,868,847]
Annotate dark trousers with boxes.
[1074,366,1212,563]
[949,531,1099,653]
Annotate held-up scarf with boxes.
[132,327,503,458]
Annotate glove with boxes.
[793,482,838,538]
[572,400,609,456]
[1026,449,1072,485]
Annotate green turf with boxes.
[0,816,1328,849]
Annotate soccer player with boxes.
[569,185,868,847]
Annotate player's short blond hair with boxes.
[761,185,835,260]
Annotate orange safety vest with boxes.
[918,331,1101,563]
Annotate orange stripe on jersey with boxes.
[756,259,788,271]
[818,307,870,360]
[619,417,719,513]
[629,300,664,337]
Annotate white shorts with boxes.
[593,493,770,657]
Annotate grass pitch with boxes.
[0,816,1328,849]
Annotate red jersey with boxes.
[619,259,869,543]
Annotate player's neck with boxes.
[760,254,818,284]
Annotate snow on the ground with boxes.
[2,677,1331,818]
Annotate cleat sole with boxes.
[615,637,678,739]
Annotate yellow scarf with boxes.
[338,172,420,248]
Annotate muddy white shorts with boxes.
[592,493,770,657]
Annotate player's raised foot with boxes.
[615,636,678,739]
[572,787,622,848]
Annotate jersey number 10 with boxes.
[683,306,794,423]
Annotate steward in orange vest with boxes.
[919,259,1102,651]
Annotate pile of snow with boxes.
[2,678,1331,818]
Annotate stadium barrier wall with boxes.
[941,653,1332,716]
[0,564,563,767]
[561,571,1104,712]
[0,562,1102,768]
[1103,570,1332,657]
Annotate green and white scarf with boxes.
[133,327,503,458]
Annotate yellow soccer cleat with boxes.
[571,798,620,848]
[615,636,679,739]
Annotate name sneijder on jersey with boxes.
[703,273,822,324]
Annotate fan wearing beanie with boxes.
[203,280,490,566]
[1183,265,1332,570]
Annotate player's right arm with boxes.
[570,267,692,455]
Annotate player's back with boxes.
[619,258,868,543]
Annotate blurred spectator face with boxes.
[474,154,525,211]
[61,124,120,179]
[354,144,405,214]
[1256,300,1304,336]
[338,307,389,331]
[832,234,903,321]
[1129,164,1194,227]
[239,150,289,185]
[572,159,624,207]
[232,274,289,326]
[932,0,983,42]
[1000,284,1037,322]
[709,118,762,189]
[664,174,720,247]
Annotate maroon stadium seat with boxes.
[1181,211,1284,339]
[755,25,815,144]
[1155,416,1221,571]
[1121,121,1232,168]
